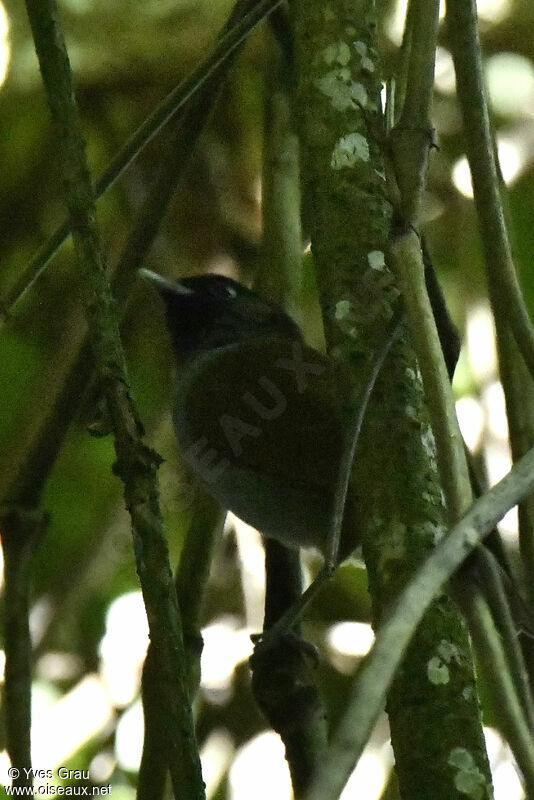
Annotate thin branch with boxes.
[137,5,259,792]
[249,32,328,797]
[390,230,534,785]
[469,548,534,731]
[325,307,404,567]
[23,1,204,796]
[175,491,226,691]
[497,328,534,609]
[256,28,302,320]
[306,440,534,800]
[446,0,534,382]
[390,0,440,225]
[444,0,534,707]
[457,584,534,797]
[386,5,531,787]
[388,1,467,521]
[1,511,45,789]
[389,230,471,522]
[1,0,252,511]
[257,308,404,641]
[1,0,285,318]
[138,491,224,800]
[393,0,417,120]
[137,646,169,800]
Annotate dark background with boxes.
[0,1,533,797]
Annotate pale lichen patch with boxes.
[420,425,437,459]
[448,748,487,799]
[432,523,447,544]
[422,520,446,544]
[438,640,461,664]
[367,250,386,271]
[335,299,353,321]
[323,41,351,67]
[331,132,369,169]
[428,640,462,686]
[427,656,450,685]
[315,70,368,112]
[462,686,474,701]
[405,404,418,421]
[381,517,407,562]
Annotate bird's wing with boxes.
[173,337,348,549]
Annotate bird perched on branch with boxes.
[141,268,534,637]
[140,269,360,560]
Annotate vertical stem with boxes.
[250,28,328,797]
[390,0,534,784]
[257,28,303,321]
[1,512,44,789]
[23,1,204,796]
[391,0,440,224]
[446,0,534,382]
[457,584,534,797]
[389,231,472,522]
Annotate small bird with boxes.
[140,269,359,560]
[140,270,534,639]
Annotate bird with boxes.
[140,269,534,638]
[139,269,359,561]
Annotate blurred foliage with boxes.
[1,0,534,796]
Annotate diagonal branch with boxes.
[306,439,534,800]
[2,0,285,317]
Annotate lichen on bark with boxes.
[292,1,492,796]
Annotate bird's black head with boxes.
[140,270,302,361]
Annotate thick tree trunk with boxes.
[292,1,493,797]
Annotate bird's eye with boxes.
[208,280,238,300]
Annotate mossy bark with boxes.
[292,1,492,797]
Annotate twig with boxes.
[457,584,534,797]
[250,32,328,797]
[446,0,534,382]
[257,308,404,641]
[1,510,45,789]
[389,229,534,787]
[448,0,534,607]
[470,547,534,731]
[324,308,404,567]
[389,230,471,522]
[1,0,285,317]
[175,490,226,691]
[390,0,440,224]
[306,440,534,800]
[387,4,528,791]
[23,1,204,796]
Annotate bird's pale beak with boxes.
[138,268,194,295]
